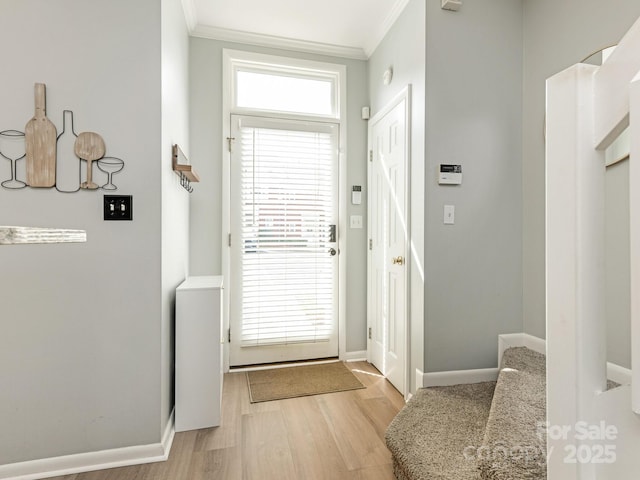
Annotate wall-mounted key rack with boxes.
[172,144,199,193]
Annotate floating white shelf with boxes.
[0,226,87,245]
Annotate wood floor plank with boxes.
[347,463,396,480]
[281,395,350,479]
[317,390,393,471]
[347,362,407,411]
[241,410,297,480]
[356,395,402,440]
[143,430,198,480]
[186,447,241,480]
[45,460,151,480]
[67,464,150,480]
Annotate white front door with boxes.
[368,91,409,394]
[229,114,340,366]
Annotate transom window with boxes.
[226,50,341,120]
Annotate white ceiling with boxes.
[182,0,411,59]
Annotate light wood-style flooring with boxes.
[49,361,405,480]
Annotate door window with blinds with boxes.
[229,115,340,365]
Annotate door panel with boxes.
[368,97,408,394]
[229,115,339,366]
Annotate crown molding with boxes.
[191,24,368,61]
[363,0,411,58]
[180,0,198,32]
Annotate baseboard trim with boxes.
[415,368,424,392]
[341,350,367,362]
[161,409,176,461]
[497,333,631,385]
[498,333,546,366]
[1,410,175,480]
[420,367,500,388]
[415,333,548,389]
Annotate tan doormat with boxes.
[247,361,365,403]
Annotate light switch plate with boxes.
[444,205,455,225]
[350,215,363,229]
[104,195,133,221]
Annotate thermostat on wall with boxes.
[439,164,462,185]
[352,185,362,205]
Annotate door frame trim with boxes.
[366,85,412,397]
[221,49,348,371]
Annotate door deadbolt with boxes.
[329,224,336,243]
[329,248,337,256]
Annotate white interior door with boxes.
[368,93,409,394]
[229,115,339,366]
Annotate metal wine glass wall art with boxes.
[0,129,27,189]
[0,83,126,192]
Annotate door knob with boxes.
[392,256,404,265]
[329,248,337,256]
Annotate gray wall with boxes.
[522,0,640,351]
[368,0,426,391]
[188,38,369,352]
[161,0,190,434]
[423,0,524,372]
[0,0,188,465]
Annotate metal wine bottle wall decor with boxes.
[0,83,126,192]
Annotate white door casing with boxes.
[221,50,348,372]
[367,87,411,395]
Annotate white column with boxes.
[546,63,607,480]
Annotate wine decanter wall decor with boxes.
[0,83,127,193]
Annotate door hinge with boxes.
[368,327,372,340]
[369,239,373,250]
[228,328,231,343]
[227,136,235,153]
[369,150,373,162]
[228,233,232,247]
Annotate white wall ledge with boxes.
[0,226,86,245]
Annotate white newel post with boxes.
[546,63,607,480]
[630,73,640,414]
[546,16,640,480]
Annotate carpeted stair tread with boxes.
[479,347,547,480]
[386,381,496,480]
